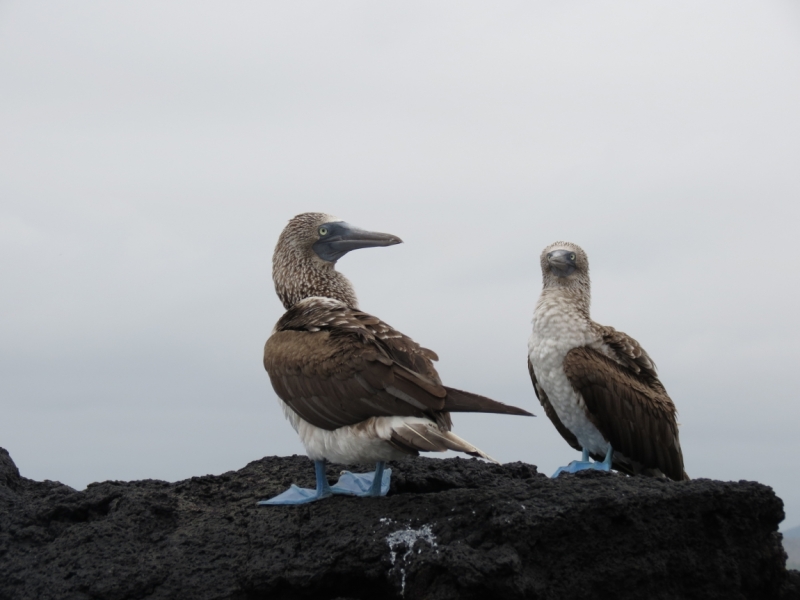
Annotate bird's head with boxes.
[272,212,402,309]
[277,212,403,265]
[540,241,590,291]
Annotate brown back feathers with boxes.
[264,298,533,432]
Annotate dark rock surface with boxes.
[1,446,798,600]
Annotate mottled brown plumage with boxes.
[266,213,532,464]
[266,296,530,451]
[528,241,688,481]
[272,212,363,310]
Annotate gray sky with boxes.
[2,1,799,528]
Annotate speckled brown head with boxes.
[540,241,591,299]
[272,212,402,310]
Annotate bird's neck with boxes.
[538,282,591,318]
[273,250,359,310]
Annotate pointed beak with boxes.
[313,222,402,262]
[547,249,576,277]
[327,225,402,254]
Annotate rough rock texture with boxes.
[0,447,798,600]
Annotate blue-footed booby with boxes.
[260,212,533,505]
[528,242,688,481]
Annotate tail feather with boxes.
[440,430,499,464]
[443,386,534,417]
[390,421,500,464]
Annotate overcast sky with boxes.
[1,1,799,527]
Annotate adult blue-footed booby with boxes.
[260,212,533,505]
[528,242,688,481]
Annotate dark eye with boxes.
[319,227,328,236]
[569,253,576,261]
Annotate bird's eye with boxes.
[569,253,576,261]
[319,227,328,236]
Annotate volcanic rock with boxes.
[0,447,797,600]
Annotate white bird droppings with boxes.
[385,523,438,596]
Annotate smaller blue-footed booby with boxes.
[528,242,688,481]
[260,212,533,505]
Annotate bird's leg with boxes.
[600,444,613,469]
[330,461,391,497]
[370,461,386,496]
[552,445,614,478]
[257,460,333,505]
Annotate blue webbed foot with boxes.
[552,461,610,477]
[552,446,613,478]
[257,484,331,505]
[257,460,333,505]
[330,461,391,497]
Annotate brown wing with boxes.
[265,298,531,431]
[562,346,687,481]
[528,357,580,451]
[264,328,443,431]
[598,325,658,380]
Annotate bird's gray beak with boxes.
[313,222,402,263]
[547,249,576,277]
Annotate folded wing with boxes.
[563,346,687,481]
[264,298,532,432]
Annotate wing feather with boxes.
[562,346,687,481]
[265,298,529,431]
